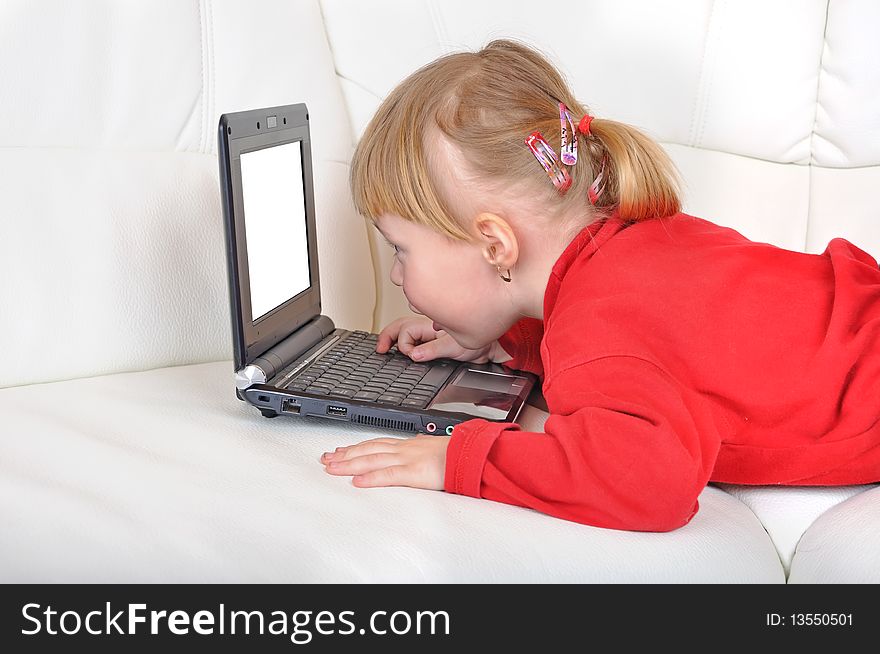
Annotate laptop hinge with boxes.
[236,315,335,389]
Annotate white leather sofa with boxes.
[2,0,878,583]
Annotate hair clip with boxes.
[559,103,578,165]
[587,155,608,205]
[525,131,572,193]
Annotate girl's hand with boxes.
[376,316,495,363]
[320,435,451,490]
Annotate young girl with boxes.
[320,39,880,532]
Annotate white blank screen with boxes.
[240,141,311,321]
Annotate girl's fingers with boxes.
[377,317,437,355]
[411,333,460,362]
[352,465,412,488]
[409,338,440,361]
[375,319,405,353]
[324,452,399,476]
[398,321,441,357]
[321,438,403,463]
[396,328,417,355]
[348,437,405,448]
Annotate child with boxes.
[320,39,880,532]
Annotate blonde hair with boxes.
[351,39,682,242]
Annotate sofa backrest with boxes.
[321,0,880,328]
[0,0,375,388]
[3,0,878,389]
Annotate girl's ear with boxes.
[474,212,519,270]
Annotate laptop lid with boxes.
[218,104,321,371]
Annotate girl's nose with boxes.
[390,263,403,287]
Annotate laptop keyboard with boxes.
[282,331,453,408]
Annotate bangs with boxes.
[350,61,475,243]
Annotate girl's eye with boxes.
[384,239,401,255]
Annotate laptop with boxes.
[217,103,538,435]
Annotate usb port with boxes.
[326,405,348,417]
[281,399,301,414]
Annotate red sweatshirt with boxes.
[443,211,880,532]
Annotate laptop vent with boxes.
[355,414,418,432]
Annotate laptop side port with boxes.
[281,399,301,414]
[326,405,348,417]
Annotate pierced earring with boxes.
[497,266,512,282]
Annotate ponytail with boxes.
[584,118,683,223]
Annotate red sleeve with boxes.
[443,356,718,532]
[496,317,544,378]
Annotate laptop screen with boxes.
[239,141,311,321]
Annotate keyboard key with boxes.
[377,394,404,405]
[401,398,429,408]
[353,391,381,401]
[305,386,331,395]
[329,388,356,398]
[418,364,455,387]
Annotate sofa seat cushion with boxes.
[711,483,878,577]
[0,361,784,582]
[786,485,880,583]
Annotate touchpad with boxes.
[428,368,527,420]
